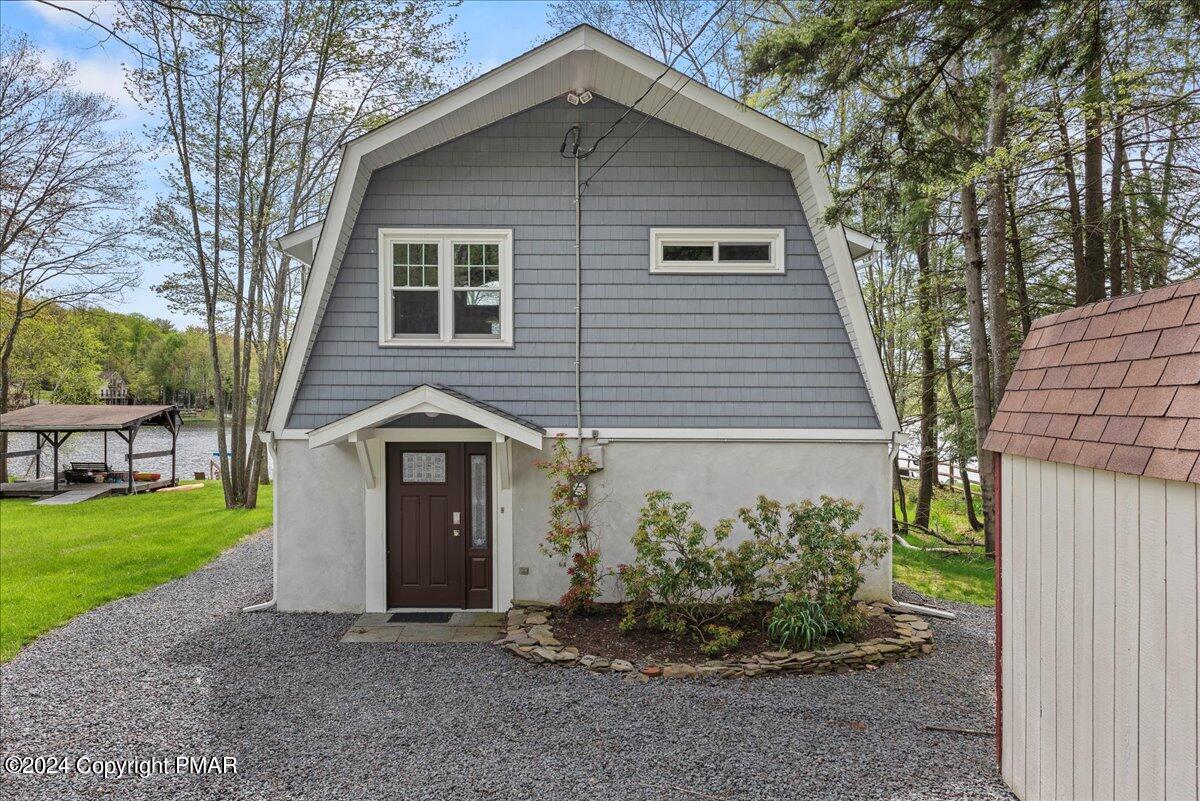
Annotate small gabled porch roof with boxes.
[306,385,545,449]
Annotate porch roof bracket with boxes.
[349,432,376,489]
[496,433,512,491]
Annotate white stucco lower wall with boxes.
[275,438,365,612]
[273,436,893,612]
[511,439,893,603]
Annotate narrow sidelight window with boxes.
[469,453,488,548]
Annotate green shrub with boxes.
[734,491,888,642]
[700,624,744,657]
[766,592,866,651]
[619,491,887,653]
[618,490,748,650]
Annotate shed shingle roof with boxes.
[983,278,1200,484]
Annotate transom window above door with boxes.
[378,229,513,347]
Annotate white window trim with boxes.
[649,228,785,274]
[377,228,513,347]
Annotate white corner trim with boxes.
[649,228,785,274]
[843,226,879,260]
[306,385,544,449]
[543,428,893,442]
[793,155,901,434]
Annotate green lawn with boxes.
[892,479,996,606]
[0,482,271,662]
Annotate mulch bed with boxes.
[550,603,894,663]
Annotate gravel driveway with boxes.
[1,532,1011,800]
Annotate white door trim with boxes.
[364,430,512,614]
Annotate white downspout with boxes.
[885,431,957,620]
[243,430,279,612]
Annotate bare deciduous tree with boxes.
[0,31,140,480]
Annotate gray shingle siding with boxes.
[287,97,879,430]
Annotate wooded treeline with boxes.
[551,0,1200,555]
[1,293,233,410]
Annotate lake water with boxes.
[4,421,269,481]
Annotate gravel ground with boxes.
[1,532,1012,800]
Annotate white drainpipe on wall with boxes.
[242,430,279,612]
[885,431,957,620]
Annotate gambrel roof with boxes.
[984,278,1200,484]
[269,25,900,436]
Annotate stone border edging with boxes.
[496,601,935,680]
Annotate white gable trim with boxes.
[306,385,544,449]
[268,25,900,436]
[275,220,322,266]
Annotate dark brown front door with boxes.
[385,443,492,608]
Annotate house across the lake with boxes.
[98,370,130,405]
[263,26,901,614]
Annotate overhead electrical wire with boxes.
[563,0,733,162]
[581,0,768,188]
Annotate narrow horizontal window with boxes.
[650,228,785,274]
[378,229,513,347]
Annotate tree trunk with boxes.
[1080,0,1106,304]
[961,179,997,556]
[1108,110,1126,295]
[1007,178,1032,335]
[1053,86,1086,284]
[961,460,982,532]
[915,212,937,530]
[985,42,1012,406]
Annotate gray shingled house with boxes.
[263,26,901,613]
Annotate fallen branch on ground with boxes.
[893,519,982,549]
[921,724,995,737]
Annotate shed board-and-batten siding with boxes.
[286,97,877,431]
[1000,452,1199,801]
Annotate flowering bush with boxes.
[535,435,602,614]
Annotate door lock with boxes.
[452,529,461,537]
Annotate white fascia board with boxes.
[794,156,900,434]
[268,30,593,435]
[544,428,893,442]
[306,386,544,450]
[844,226,879,260]
[269,24,897,436]
[275,220,323,265]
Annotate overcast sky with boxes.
[3,0,554,327]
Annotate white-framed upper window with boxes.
[649,228,786,274]
[377,228,513,347]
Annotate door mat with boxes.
[388,612,453,623]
